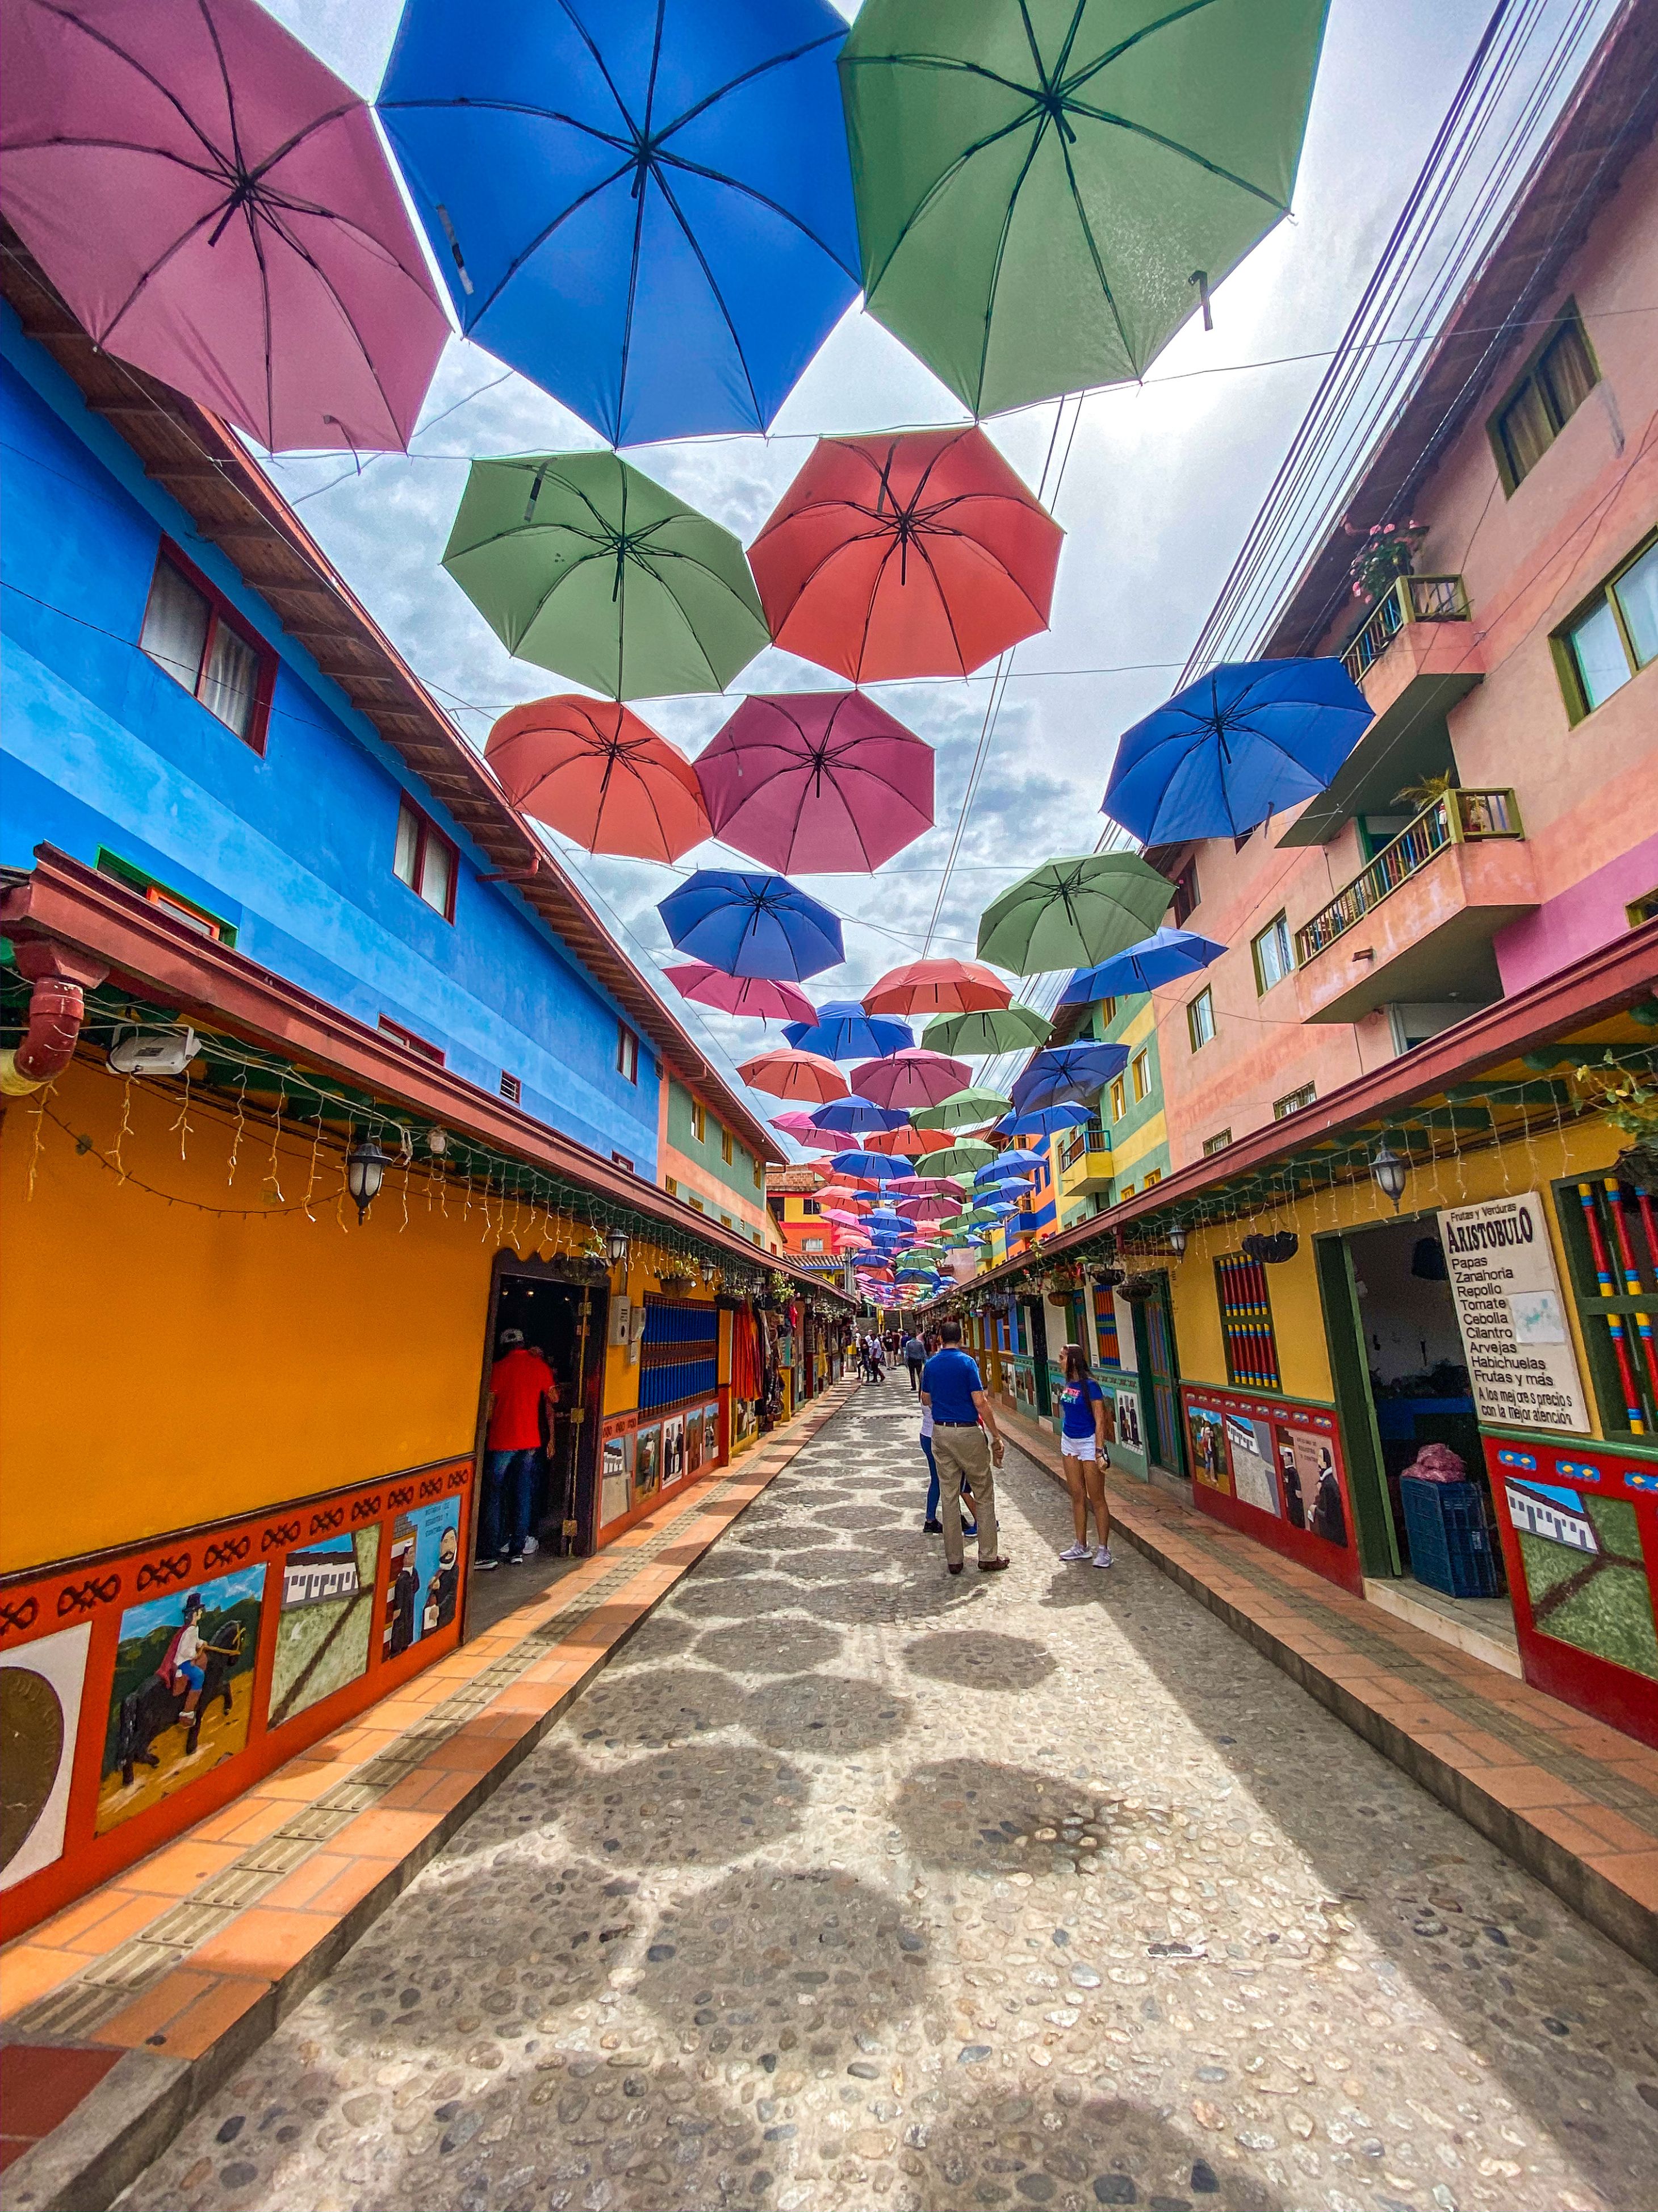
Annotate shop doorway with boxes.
[1319,1215,1517,1654]
[467,1261,607,1637]
[1132,1273,1188,1484]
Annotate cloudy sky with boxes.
[257,1,1502,1106]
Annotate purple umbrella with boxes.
[853,1047,973,1111]
[696,692,934,872]
[1,0,450,453]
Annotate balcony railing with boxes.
[1341,572,1470,686]
[1295,788,1523,963]
[1058,1122,1107,1172]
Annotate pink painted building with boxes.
[1144,20,1657,1172]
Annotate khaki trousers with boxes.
[931,1425,997,1567]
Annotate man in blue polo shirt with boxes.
[920,1319,1008,1576]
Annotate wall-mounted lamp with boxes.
[345,1136,388,1224]
[1370,1138,1409,1212]
[606,1224,630,1270]
[1167,1222,1188,1260]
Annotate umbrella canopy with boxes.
[920,1003,1053,1057]
[862,1123,935,1158]
[897,1194,960,1223]
[749,428,1062,683]
[916,1139,998,1177]
[1,0,449,454]
[696,692,933,873]
[994,1102,1094,1138]
[862,1206,907,1228]
[795,1127,849,1152]
[864,960,1012,1018]
[1103,659,1372,843]
[828,1150,909,1181]
[886,1176,964,1198]
[736,1048,846,1104]
[1062,927,1228,1003]
[485,696,709,862]
[820,1207,869,1229]
[659,871,843,981]
[853,1048,972,1111]
[1011,1044,1129,1113]
[443,453,768,701]
[378,0,859,446]
[839,0,1329,416]
[782,1000,912,1061]
[666,965,818,1025]
[770,1110,820,1135]
[912,1086,1012,1132]
[807,1094,907,1135]
[814,1185,874,1207]
[977,854,1172,974]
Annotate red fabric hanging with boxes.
[731,1306,761,1401]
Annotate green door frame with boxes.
[1023,1296,1052,1416]
[1313,1231,1402,1578]
[1131,1273,1188,1480]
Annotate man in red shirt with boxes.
[479,1329,558,1569]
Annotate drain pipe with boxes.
[1,942,108,1096]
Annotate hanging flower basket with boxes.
[1242,1231,1299,1265]
[1089,1262,1125,1290]
[1346,517,1426,602]
[1118,1273,1159,1302]
[657,1271,694,1295]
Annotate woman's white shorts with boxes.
[1062,1433,1098,1462]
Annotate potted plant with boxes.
[1118,1273,1160,1302]
[1346,517,1427,603]
[1573,1055,1658,1185]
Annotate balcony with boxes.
[1294,788,1538,1023]
[1057,1122,1112,1195]
[1281,575,1485,847]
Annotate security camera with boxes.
[107,1026,202,1078]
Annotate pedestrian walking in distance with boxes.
[920,1319,1008,1575]
[903,1328,926,1391]
[1056,1342,1113,1568]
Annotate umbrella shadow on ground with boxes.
[777,1542,895,1584]
[667,1572,812,1621]
[813,1502,910,1531]
[735,1524,842,1550]
[903,1629,1058,1694]
[527,1740,811,1870]
[743,1673,910,1753]
[888,1756,1150,1880]
[696,1618,847,1675]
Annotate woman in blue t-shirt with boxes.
[1056,1343,1113,1567]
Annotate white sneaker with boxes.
[1093,1545,1114,1569]
[521,1534,539,1558]
[1060,1541,1092,1562]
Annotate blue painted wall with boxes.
[0,307,659,1170]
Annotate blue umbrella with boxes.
[1011,1044,1128,1113]
[993,1103,1094,1139]
[827,1149,908,1181]
[808,1094,908,1135]
[1102,658,1372,844]
[378,2,859,446]
[977,1149,1042,1180]
[659,871,841,981]
[1062,927,1227,1005]
[783,1000,914,1060]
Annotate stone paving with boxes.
[119,1383,1658,2212]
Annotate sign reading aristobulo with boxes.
[1438,1193,1589,1434]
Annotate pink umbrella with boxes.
[885,1176,964,1198]
[814,1184,873,1207]
[666,964,818,1025]
[771,1110,820,1135]
[820,1208,866,1228]
[897,1195,961,1223]
[736,1048,847,1103]
[853,1047,973,1110]
[1,0,449,453]
[696,692,934,873]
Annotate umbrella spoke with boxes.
[1057,100,1288,208]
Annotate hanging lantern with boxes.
[345,1136,388,1223]
[606,1223,630,1270]
[1370,1139,1409,1212]
[1167,1222,1188,1260]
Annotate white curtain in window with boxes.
[199,621,259,738]
[139,561,209,690]
[418,832,452,915]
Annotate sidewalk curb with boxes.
[998,1405,1658,1976]
[0,1385,856,2212]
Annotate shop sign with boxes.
[1439,1194,1589,1435]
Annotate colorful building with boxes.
[0,230,847,1941]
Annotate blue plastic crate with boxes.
[1400,1477,1501,1599]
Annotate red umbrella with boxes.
[862,1123,934,1157]
[748,427,1063,683]
[814,1184,875,1207]
[487,698,709,863]
[736,1048,847,1104]
[853,1047,972,1110]
[863,961,1012,1017]
[696,692,933,872]
[664,964,817,1025]
[0,0,449,454]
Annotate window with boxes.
[611,1151,634,1172]
[1171,859,1200,926]
[690,1098,706,1143]
[1233,827,1254,854]
[1203,1129,1233,1156]
[1092,997,1117,1029]
[499,1071,521,1105]
[1629,888,1658,929]
[1109,1076,1127,1122]
[1556,534,1657,719]
[1216,1252,1282,1389]
[1131,1050,1150,1102]
[1141,1168,1162,1189]
[616,1022,639,1083]
[378,1014,445,1065]
[1491,307,1597,490]
[802,1197,820,1215]
[803,1237,824,1252]
[1274,1082,1316,1119]
[96,849,236,945]
[1188,988,1216,1051]
[1252,913,1294,994]
[139,547,273,749]
[752,1159,764,1189]
[721,1127,734,1165]
[689,1194,705,1213]
[664,1176,678,1197]
[1119,1182,1135,1201]
[392,798,456,921]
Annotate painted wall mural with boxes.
[1182,1384,1361,1595]
[599,1401,724,1532]
[0,1456,472,1942]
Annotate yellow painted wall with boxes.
[1,1059,500,1574]
[1166,1109,1622,1431]
[1112,1108,1168,1181]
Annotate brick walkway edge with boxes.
[0,1381,859,2212]
[997,1403,1658,1976]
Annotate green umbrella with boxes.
[916,1139,998,1177]
[912,1086,1012,1132]
[922,1003,1053,1056]
[443,451,770,700]
[841,0,1329,416]
[977,854,1171,975]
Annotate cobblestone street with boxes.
[122,1385,1658,2212]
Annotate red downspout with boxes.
[1,941,108,1093]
